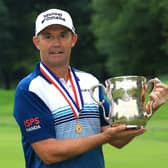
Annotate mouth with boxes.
[49,50,64,56]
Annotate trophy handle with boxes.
[144,77,161,118]
[90,84,110,122]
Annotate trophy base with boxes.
[126,125,143,130]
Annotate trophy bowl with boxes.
[90,76,160,127]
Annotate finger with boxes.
[153,83,168,92]
[117,127,146,140]
[111,124,126,132]
[149,91,159,102]
[149,91,168,109]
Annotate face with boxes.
[33,25,78,69]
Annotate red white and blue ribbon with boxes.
[40,62,84,118]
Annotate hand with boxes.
[102,124,146,148]
[148,82,168,110]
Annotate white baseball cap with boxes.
[35,9,75,36]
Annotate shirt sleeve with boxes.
[13,88,56,144]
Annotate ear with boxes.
[32,36,40,50]
[71,34,78,48]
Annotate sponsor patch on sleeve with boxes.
[24,117,41,132]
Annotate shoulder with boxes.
[16,72,36,91]
[16,63,44,92]
[73,68,99,84]
[16,64,41,93]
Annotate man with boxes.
[13,8,168,168]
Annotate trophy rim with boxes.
[105,75,146,82]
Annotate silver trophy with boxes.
[90,76,160,128]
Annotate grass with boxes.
[1,88,168,168]
[0,89,24,167]
[104,140,168,168]
[0,126,24,167]
[103,104,168,168]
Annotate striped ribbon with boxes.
[40,62,84,118]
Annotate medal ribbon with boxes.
[40,62,84,118]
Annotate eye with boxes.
[60,31,68,38]
[40,32,53,40]
[44,34,52,39]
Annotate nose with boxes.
[52,37,61,47]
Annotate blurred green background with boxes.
[1,88,168,168]
[1,0,168,88]
[1,0,168,167]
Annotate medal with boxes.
[75,122,83,133]
[40,62,84,133]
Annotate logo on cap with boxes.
[35,9,75,36]
[42,12,66,24]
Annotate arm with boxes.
[32,133,108,164]
[32,124,146,164]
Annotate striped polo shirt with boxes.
[14,62,109,168]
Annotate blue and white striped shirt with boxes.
[14,62,109,168]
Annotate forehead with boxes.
[40,25,71,34]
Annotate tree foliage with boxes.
[1,0,168,89]
[0,0,105,89]
[91,0,168,77]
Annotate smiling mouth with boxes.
[49,51,64,55]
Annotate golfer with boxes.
[13,8,168,168]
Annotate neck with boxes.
[41,62,70,81]
[51,67,70,81]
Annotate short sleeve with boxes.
[13,88,55,144]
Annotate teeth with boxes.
[49,49,63,54]
[51,52,60,54]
